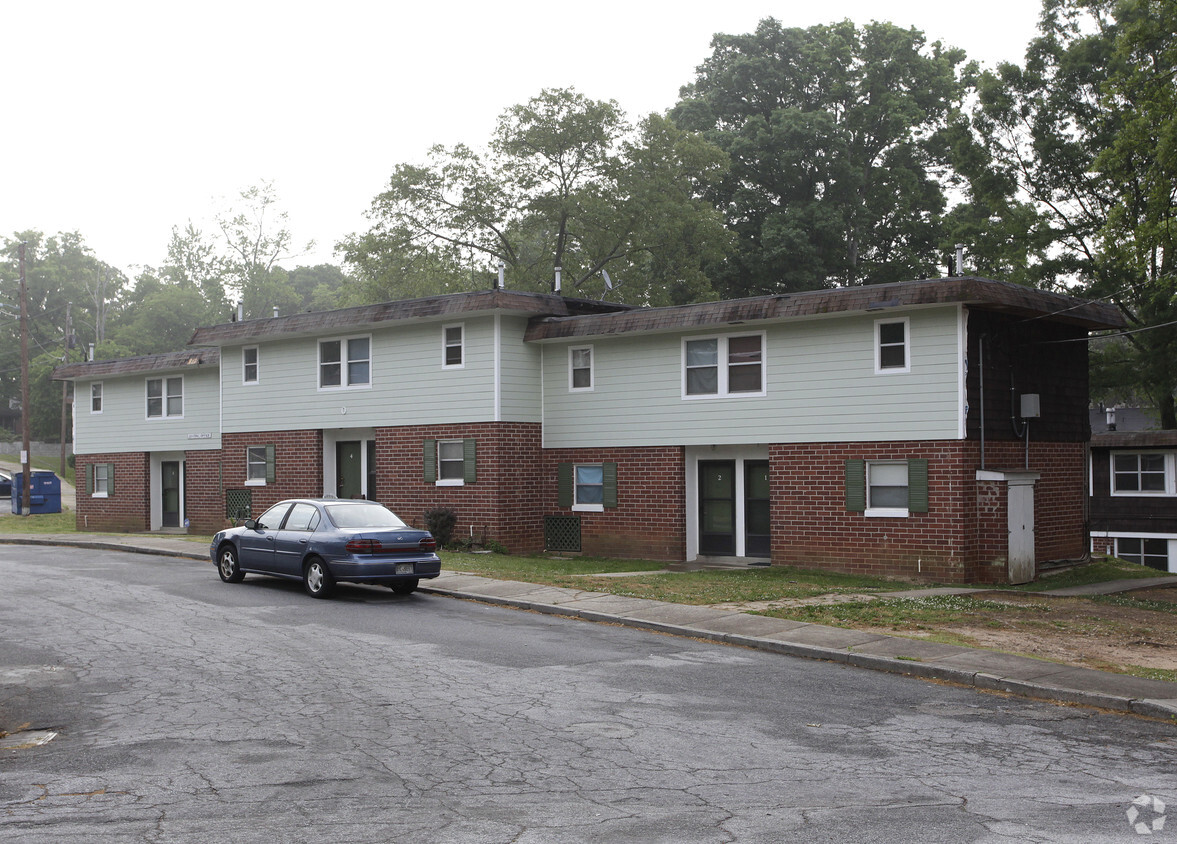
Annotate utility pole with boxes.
[19,242,31,516]
[60,302,71,476]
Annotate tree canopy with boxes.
[972,0,1177,425]
[671,18,973,296]
[343,88,733,306]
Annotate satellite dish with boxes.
[602,269,614,289]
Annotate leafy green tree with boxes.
[216,182,313,318]
[348,88,731,305]
[671,18,972,295]
[973,0,1177,425]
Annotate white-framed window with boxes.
[442,324,464,368]
[319,336,371,389]
[90,382,103,414]
[92,463,110,497]
[243,346,259,384]
[437,440,465,485]
[867,461,909,517]
[246,446,268,485]
[573,464,604,511]
[875,318,910,373]
[570,346,593,391]
[1115,537,1170,571]
[1111,452,1175,496]
[146,376,183,418]
[683,334,765,398]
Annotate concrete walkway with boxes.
[1,530,1175,720]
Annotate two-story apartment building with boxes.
[54,277,1124,584]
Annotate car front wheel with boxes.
[303,558,335,599]
[218,545,245,583]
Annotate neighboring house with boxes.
[54,277,1124,584]
[1088,407,1177,572]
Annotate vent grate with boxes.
[544,515,582,552]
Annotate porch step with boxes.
[669,557,771,572]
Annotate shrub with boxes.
[423,507,458,547]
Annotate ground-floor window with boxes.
[1116,537,1170,571]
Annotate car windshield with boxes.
[324,503,407,529]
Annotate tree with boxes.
[347,88,731,306]
[0,231,128,442]
[216,182,313,318]
[972,0,1177,425]
[671,18,972,295]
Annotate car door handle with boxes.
[299,539,308,545]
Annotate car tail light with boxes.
[419,537,437,552]
[346,538,383,554]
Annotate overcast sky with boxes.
[4,0,1043,278]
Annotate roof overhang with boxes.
[187,290,632,347]
[523,277,1127,343]
[53,348,220,381]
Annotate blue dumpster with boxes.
[11,471,62,515]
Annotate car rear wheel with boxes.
[390,578,419,595]
[218,545,245,583]
[303,558,335,599]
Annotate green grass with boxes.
[1011,558,1173,591]
[756,594,1046,629]
[441,555,910,604]
[0,510,77,533]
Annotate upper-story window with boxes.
[1112,452,1174,495]
[320,337,370,389]
[875,318,910,373]
[683,334,764,398]
[570,346,593,391]
[243,347,259,384]
[146,376,183,418]
[443,325,464,368]
[90,382,103,414]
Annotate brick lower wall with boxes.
[75,453,150,532]
[541,447,686,561]
[221,430,324,520]
[375,422,545,553]
[184,450,230,534]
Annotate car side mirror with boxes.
[245,518,259,530]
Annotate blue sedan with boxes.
[211,499,441,598]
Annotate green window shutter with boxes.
[107,464,115,496]
[907,458,929,513]
[423,439,437,483]
[463,438,477,483]
[845,459,866,512]
[85,464,93,495]
[603,462,618,509]
[265,444,276,484]
[557,463,573,508]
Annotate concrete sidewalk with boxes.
[2,531,1175,720]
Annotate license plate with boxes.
[396,563,414,575]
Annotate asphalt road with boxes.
[1,546,1174,843]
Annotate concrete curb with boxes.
[3,533,1174,721]
[418,579,1177,722]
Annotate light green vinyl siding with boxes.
[498,315,542,422]
[542,307,963,448]
[220,317,506,433]
[73,369,221,454]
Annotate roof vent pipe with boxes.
[273,306,279,318]
[955,243,965,277]
[237,300,244,322]
[88,343,95,362]
[554,266,562,295]
[497,260,505,290]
